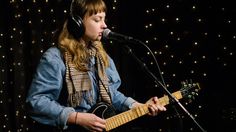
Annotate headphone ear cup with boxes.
[67,14,85,40]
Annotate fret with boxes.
[122,113,127,122]
[127,111,132,121]
[160,95,169,106]
[136,107,141,117]
[106,121,110,131]
[111,117,117,129]
[123,113,128,123]
[117,115,122,126]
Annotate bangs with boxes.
[86,0,107,16]
[73,0,107,18]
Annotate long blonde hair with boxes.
[58,0,109,71]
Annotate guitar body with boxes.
[88,102,121,132]
[88,102,117,120]
[69,102,118,132]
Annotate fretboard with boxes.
[105,91,183,131]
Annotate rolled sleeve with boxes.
[59,107,75,129]
[123,97,137,110]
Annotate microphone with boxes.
[102,28,134,42]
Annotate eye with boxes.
[94,18,101,22]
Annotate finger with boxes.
[148,108,154,116]
[150,103,159,109]
[95,116,106,125]
[153,96,158,103]
[90,118,106,131]
[156,105,166,111]
[91,126,104,132]
[148,105,157,115]
[94,122,106,130]
[93,114,106,125]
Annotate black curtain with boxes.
[0,0,235,132]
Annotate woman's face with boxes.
[82,12,107,42]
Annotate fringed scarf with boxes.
[64,46,111,108]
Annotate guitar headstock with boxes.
[180,80,201,101]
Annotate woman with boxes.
[26,0,166,131]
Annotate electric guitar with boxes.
[88,82,201,131]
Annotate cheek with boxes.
[84,23,96,33]
[84,26,99,40]
[84,24,93,34]
[85,27,96,38]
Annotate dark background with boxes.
[0,0,235,131]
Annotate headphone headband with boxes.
[67,0,85,40]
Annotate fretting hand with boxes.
[146,96,166,116]
[131,96,166,116]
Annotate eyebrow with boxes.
[93,14,106,20]
[94,13,106,17]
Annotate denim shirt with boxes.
[26,47,136,129]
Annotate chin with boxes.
[96,37,102,41]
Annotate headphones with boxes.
[67,0,85,40]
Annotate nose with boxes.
[102,20,107,29]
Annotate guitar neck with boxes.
[105,104,149,131]
[105,91,183,131]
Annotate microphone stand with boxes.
[122,44,207,132]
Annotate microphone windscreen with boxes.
[103,28,111,38]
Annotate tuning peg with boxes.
[195,88,199,93]
[188,83,192,87]
[188,94,192,98]
[188,95,195,100]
